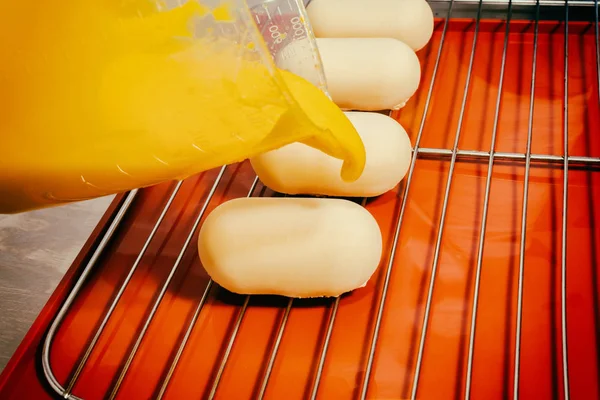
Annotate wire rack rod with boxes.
[596,0,600,103]
[155,279,213,399]
[560,1,571,398]
[513,2,540,398]
[410,1,484,399]
[201,178,270,400]
[309,296,340,400]
[155,175,260,399]
[205,189,327,399]
[41,190,139,399]
[207,193,366,399]
[64,180,185,396]
[206,293,250,400]
[307,187,367,392]
[416,148,600,165]
[429,0,595,25]
[356,2,456,399]
[430,0,594,6]
[41,166,228,400]
[107,167,229,399]
[280,193,364,399]
[464,2,513,399]
[257,298,294,399]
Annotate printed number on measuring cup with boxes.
[269,25,284,44]
[290,17,306,40]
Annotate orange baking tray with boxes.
[1,8,599,400]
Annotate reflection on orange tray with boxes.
[0,18,599,400]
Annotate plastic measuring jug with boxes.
[0,0,365,213]
[246,0,328,94]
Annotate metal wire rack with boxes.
[39,0,600,399]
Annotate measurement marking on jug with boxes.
[269,25,285,44]
[290,16,306,40]
[263,3,272,20]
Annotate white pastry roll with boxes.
[307,0,434,51]
[250,112,412,197]
[198,197,383,298]
[317,37,421,111]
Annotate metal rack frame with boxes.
[40,0,600,399]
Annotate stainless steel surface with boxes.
[411,1,484,397]
[63,183,174,396]
[359,1,454,396]
[207,178,262,400]
[592,0,599,393]
[0,196,113,373]
[429,0,596,22]
[42,191,137,400]
[310,296,340,400]
[208,295,251,400]
[514,2,540,398]
[257,297,293,400]
[107,169,228,400]
[561,3,571,398]
[38,168,228,400]
[465,1,513,398]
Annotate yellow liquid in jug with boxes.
[0,1,365,213]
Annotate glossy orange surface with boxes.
[1,18,599,400]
